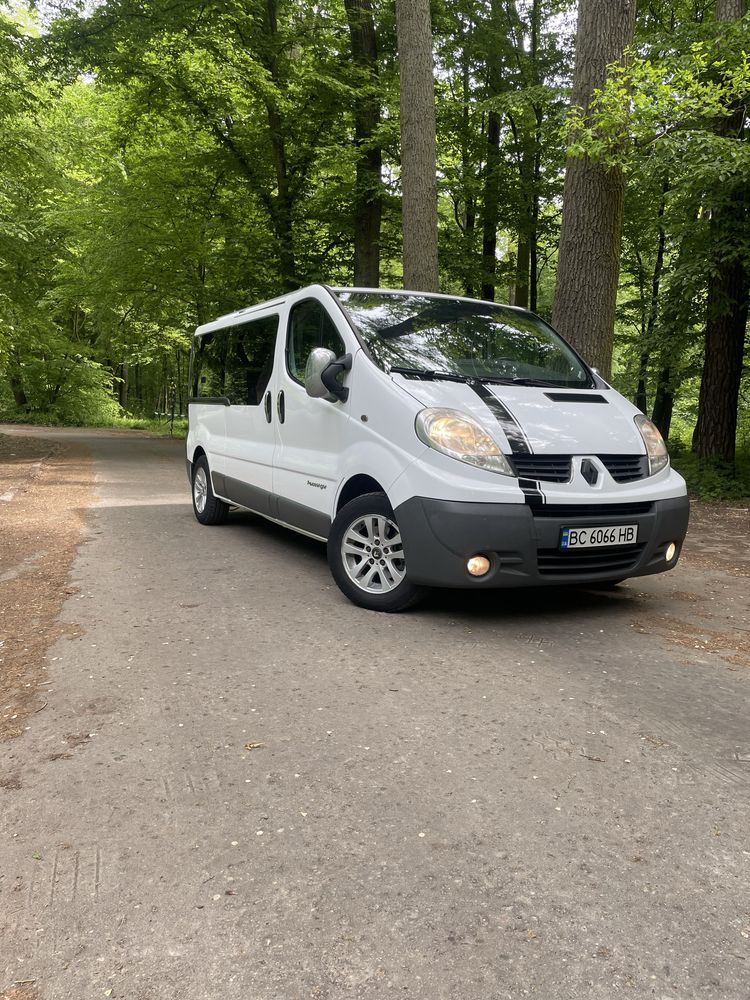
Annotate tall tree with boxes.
[344,0,383,287]
[481,0,504,301]
[693,0,749,462]
[395,0,439,291]
[552,0,637,375]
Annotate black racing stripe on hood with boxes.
[469,382,532,455]
[467,383,544,505]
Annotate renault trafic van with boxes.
[187,286,689,611]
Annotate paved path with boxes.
[2,429,749,999]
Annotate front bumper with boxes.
[394,495,690,588]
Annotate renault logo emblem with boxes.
[581,459,599,486]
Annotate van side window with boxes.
[192,315,279,405]
[287,300,345,384]
[226,316,279,405]
[191,329,230,399]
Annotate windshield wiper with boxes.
[389,366,473,383]
[505,377,560,387]
[507,377,594,387]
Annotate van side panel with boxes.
[187,401,228,483]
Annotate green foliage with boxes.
[0,0,746,484]
[670,440,750,502]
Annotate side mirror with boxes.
[305,348,337,400]
[304,348,352,403]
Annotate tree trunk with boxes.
[9,371,28,410]
[692,0,748,462]
[460,23,476,297]
[551,0,637,376]
[635,180,669,413]
[693,244,749,461]
[263,0,297,289]
[118,363,128,409]
[651,365,674,439]
[529,0,542,313]
[395,0,439,292]
[344,0,382,287]
[515,236,530,309]
[481,108,502,301]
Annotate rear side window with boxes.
[287,300,345,383]
[191,315,279,405]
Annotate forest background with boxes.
[0,0,748,499]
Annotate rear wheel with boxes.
[328,493,425,612]
[191,455,229,526]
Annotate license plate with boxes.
[560,524,638,550]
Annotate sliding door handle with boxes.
[277,390,285,424]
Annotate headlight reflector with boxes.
[634,414,669,476]
[416,408,513,476]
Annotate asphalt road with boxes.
[2,429,749,1000]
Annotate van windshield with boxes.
[335,291,594,389]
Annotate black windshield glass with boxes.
[335,291,594,389]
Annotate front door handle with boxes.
[277,390,285,424]
[264,391,272,423]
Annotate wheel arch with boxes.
[336,474,388,513]
[189,444,207,468]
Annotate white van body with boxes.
[187,285,689,610]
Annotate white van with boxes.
[187,285,689,611]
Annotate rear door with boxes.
[272,293,354,537]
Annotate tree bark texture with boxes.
[481,108,502,301]
[344,0,382,287]
[716,0,745,19]
[651,365,674,439]
[693,216,749,461]
[693,0,747,462]
[635,180,669,413]
[395,0,439,292]
[551,0,636,377]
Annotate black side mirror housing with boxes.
[321,354,352,403]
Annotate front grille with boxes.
[538,544,645,576]
[600,455,649,483]
[527,501,654,519]
[512,454,648,484]
[511,455,572,483]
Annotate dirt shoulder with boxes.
[0,433,94,743]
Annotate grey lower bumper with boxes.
[394,495,690,589]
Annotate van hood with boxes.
[392,376,646,456]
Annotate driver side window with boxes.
[287,300,345,384]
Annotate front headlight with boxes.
[635,414,669,475]
[415,408,514,476]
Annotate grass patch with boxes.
[0,411,188,438]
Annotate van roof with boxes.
[194,284,528,336]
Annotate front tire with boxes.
[191,455,229,526]
[328,492,425,612]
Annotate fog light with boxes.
[666,542,677,562]
[467,555,491,577]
